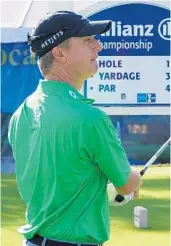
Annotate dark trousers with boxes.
[24,234,103,246]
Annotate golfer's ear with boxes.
[51,47,67,64]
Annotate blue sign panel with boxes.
[1,42,42,113]
[89,3,170,56]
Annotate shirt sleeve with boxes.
[85,112,131,187]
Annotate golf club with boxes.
[114,137,171,203]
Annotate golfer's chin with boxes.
[88,68,98,79]
[90,59,98,74]
[84,61,98,80]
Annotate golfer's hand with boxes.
[133,180,143,199]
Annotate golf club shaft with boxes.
[115,137,171,203]
[140,137,171,176]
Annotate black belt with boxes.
[27,234,102,246]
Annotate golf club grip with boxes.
[114,193,125,202]
[140,169,146,176]
[115,168,145,202]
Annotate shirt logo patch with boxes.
[69,90,77,98]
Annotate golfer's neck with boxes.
[45,71,83,91]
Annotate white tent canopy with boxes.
[1,0,101,42]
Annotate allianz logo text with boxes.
[101,19,171,40]
[101,21,154,37]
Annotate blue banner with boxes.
[1,42,42,113]
[89,3,170,56]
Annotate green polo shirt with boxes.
[8,80,131,244]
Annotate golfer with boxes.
[8,11,141,246]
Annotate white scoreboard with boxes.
[85,56,170,105]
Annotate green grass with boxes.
[1,166,170,246]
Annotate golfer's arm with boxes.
[86,113,141,195]
[115,167,141,195]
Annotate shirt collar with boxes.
[36,80,95,105]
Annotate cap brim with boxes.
[74,20,112,37]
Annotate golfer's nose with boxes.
[94,39,103,53]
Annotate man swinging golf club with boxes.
[8,10,142,246]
